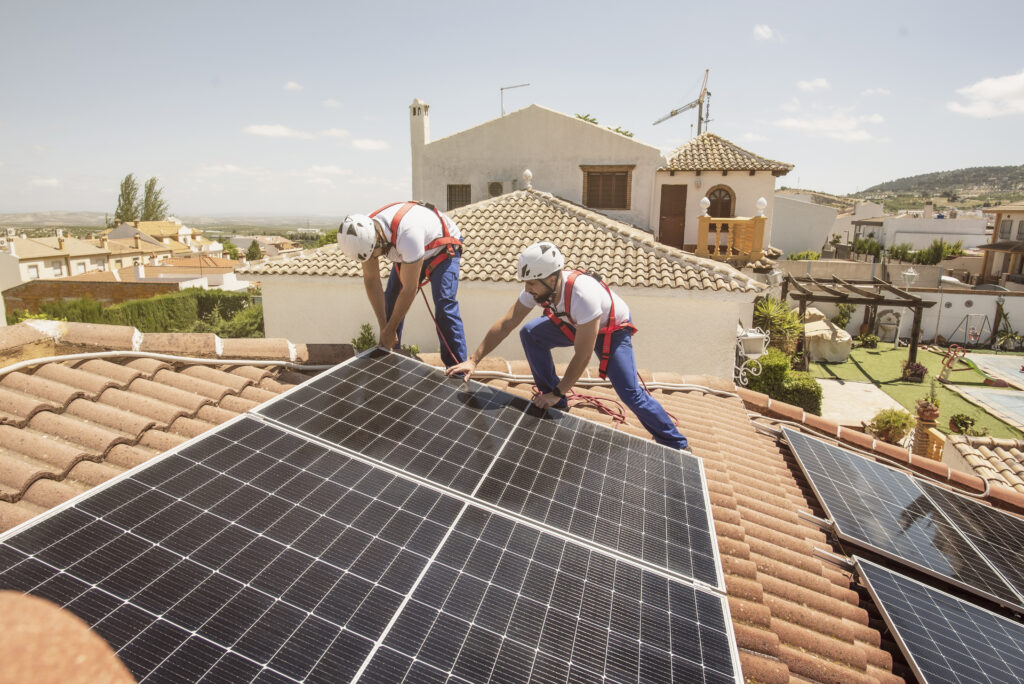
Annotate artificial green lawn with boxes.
[809,343,1024,439]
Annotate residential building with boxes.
[0,229,110,293]
[979,202,1024,285]
[241,187,764,378]
[851,203,987,250]
[408,100,792,254]
[103,217,224,258]
[94,230,176,269]
[760,193,838,258]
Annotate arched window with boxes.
[706,186,734,217]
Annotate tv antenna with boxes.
[500,83,530,116]
[653,69,711,134]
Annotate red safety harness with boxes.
[543,270,637,379]
[369,201,462,287]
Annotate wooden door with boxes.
[659,185,687,249]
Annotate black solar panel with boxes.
[857,557,1024,684]
[0,417,465,682]
[257,351,528,494]
[0,351,739,682]
[782,427,1023,610]
[362,505,737,684]
[477,407,720,587]
[921,481,1024,603]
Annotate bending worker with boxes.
[446,241,688,450]
[338,201,467,368]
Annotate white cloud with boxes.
[742,133,767,142]
[30,177,60,188]
[947,68,1024,117]
[319,128,350,138]
[307,177,334,187]
[284,81,303,91]
[753,24,774,41]
[797,78,830,92]
[780,97,801,113]
[861,88,891,96]
[243,124,314,139]
[308,165,351,176]
[322,98,343,109]
[352,138,390,151]
[774,109,884,142]
[195,163,266,177]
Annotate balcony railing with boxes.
[694,215,766,266]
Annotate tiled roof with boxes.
[6,237,107,260]
[412,352,1024,683]
[662,132,794,175]
[949,434,1024,494]
[0,321,353,532]
[241,189,764,293]
[163,255,239,268]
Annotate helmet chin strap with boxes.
[536,271,562,306]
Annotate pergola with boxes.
[781,275,936,366]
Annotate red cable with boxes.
[417,287,464,365]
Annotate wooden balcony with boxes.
[694,215,766,266]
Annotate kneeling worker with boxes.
[338,201,467,369]
[445,241,688,450]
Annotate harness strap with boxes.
[371,201,463,288]
[542,270,638,379]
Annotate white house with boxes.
[747,193,837,259]
[242,187,763,378]
[409,100,793,254]
[0,230,110,292]
[852,204,987,250]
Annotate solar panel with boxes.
[0,416,466,682]
[920,481,1024,603]
[256,350,528,494]
[360,505,738,684]
[857,557,1024,684]
[782,427,1023,610]
[477,406,720,587]
[0,351,739,682]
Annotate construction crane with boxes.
[653,69,710,134]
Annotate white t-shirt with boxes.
[373,203,462,263]
[518,270,631,328]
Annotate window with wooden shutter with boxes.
[447,184,471,210]
[580,165,634,209]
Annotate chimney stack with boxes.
[410,98,430,200]
[134,234,141,249]
[134,263,145,280]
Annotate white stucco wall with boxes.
[414,105,664,230]
[771,196,838,257]
[652,171,778,248]
[858,217,988,249]
[260,275,751,379]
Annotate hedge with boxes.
[745,348,823,415]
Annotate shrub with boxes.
[902,360,928,382]
[857,334,880,349]
[853,237,882,258]
[889,243,913,262]
[753,296,802,354]
[787,250,820,261]
[745,348,823,415]
[831,303,857,329]
[867,408,915,444]
[948,413,975,435]
[351,323,377,352]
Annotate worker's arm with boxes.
[361,256,387,329]
[445,300,533,380]
[379,258,423,349]
[533,316,599,409]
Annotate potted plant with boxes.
[902,360,928,383]
[915,381,941,422]
[948,413,975,434]
[867,408,916,444]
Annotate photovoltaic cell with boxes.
[256,350,528,494]
[920,481,1024,603]
[782,427,1023,610]
[477,407,719,587]
[362,505,737,684]
[0,417,464,682]
[857,557,1024,684]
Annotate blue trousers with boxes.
[384,251,467,368]
[519,316,689,450]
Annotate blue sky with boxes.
[1,0,1022,218]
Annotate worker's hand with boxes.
[533,391,563,410]
[379,328,399,350]
[445,359,477,380]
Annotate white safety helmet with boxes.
[518,241,564,281]
[337,214,378,262]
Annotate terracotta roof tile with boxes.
[218,394,261,414]
[221,338,293,360]
[123,358,172,377]
[127,377,212,414]
[20,477,87,509]
[0,323,53,354]
[181,365,253,393]
[27,412,131,455]
[99,388,187,426]
[33,364,120,397]
[152,368,234,402]
[64,398,157,438]
[242,189,763,294]
[225,365,273,384]
[196,404,239,425]
[137,430,187,454]
[72,359,142,386]
[168,415,217,438]
[949,434,1024,493]
[240,385,278,404]
[662,132,794,174]
[140,332,219,356]
[0,387,59,426]
[59,322,140,350]
[1,371,86,407]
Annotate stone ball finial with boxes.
[756,197,768,217]
[699,196,711,216]
[523,169,533,189]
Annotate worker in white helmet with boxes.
[446,241,688,449]
[338,201,467,368]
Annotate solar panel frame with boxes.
[856,556,1024,684]
[781,427,1024,612]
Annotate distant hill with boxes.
[855,165,1024,197]
[0,212,338,232]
